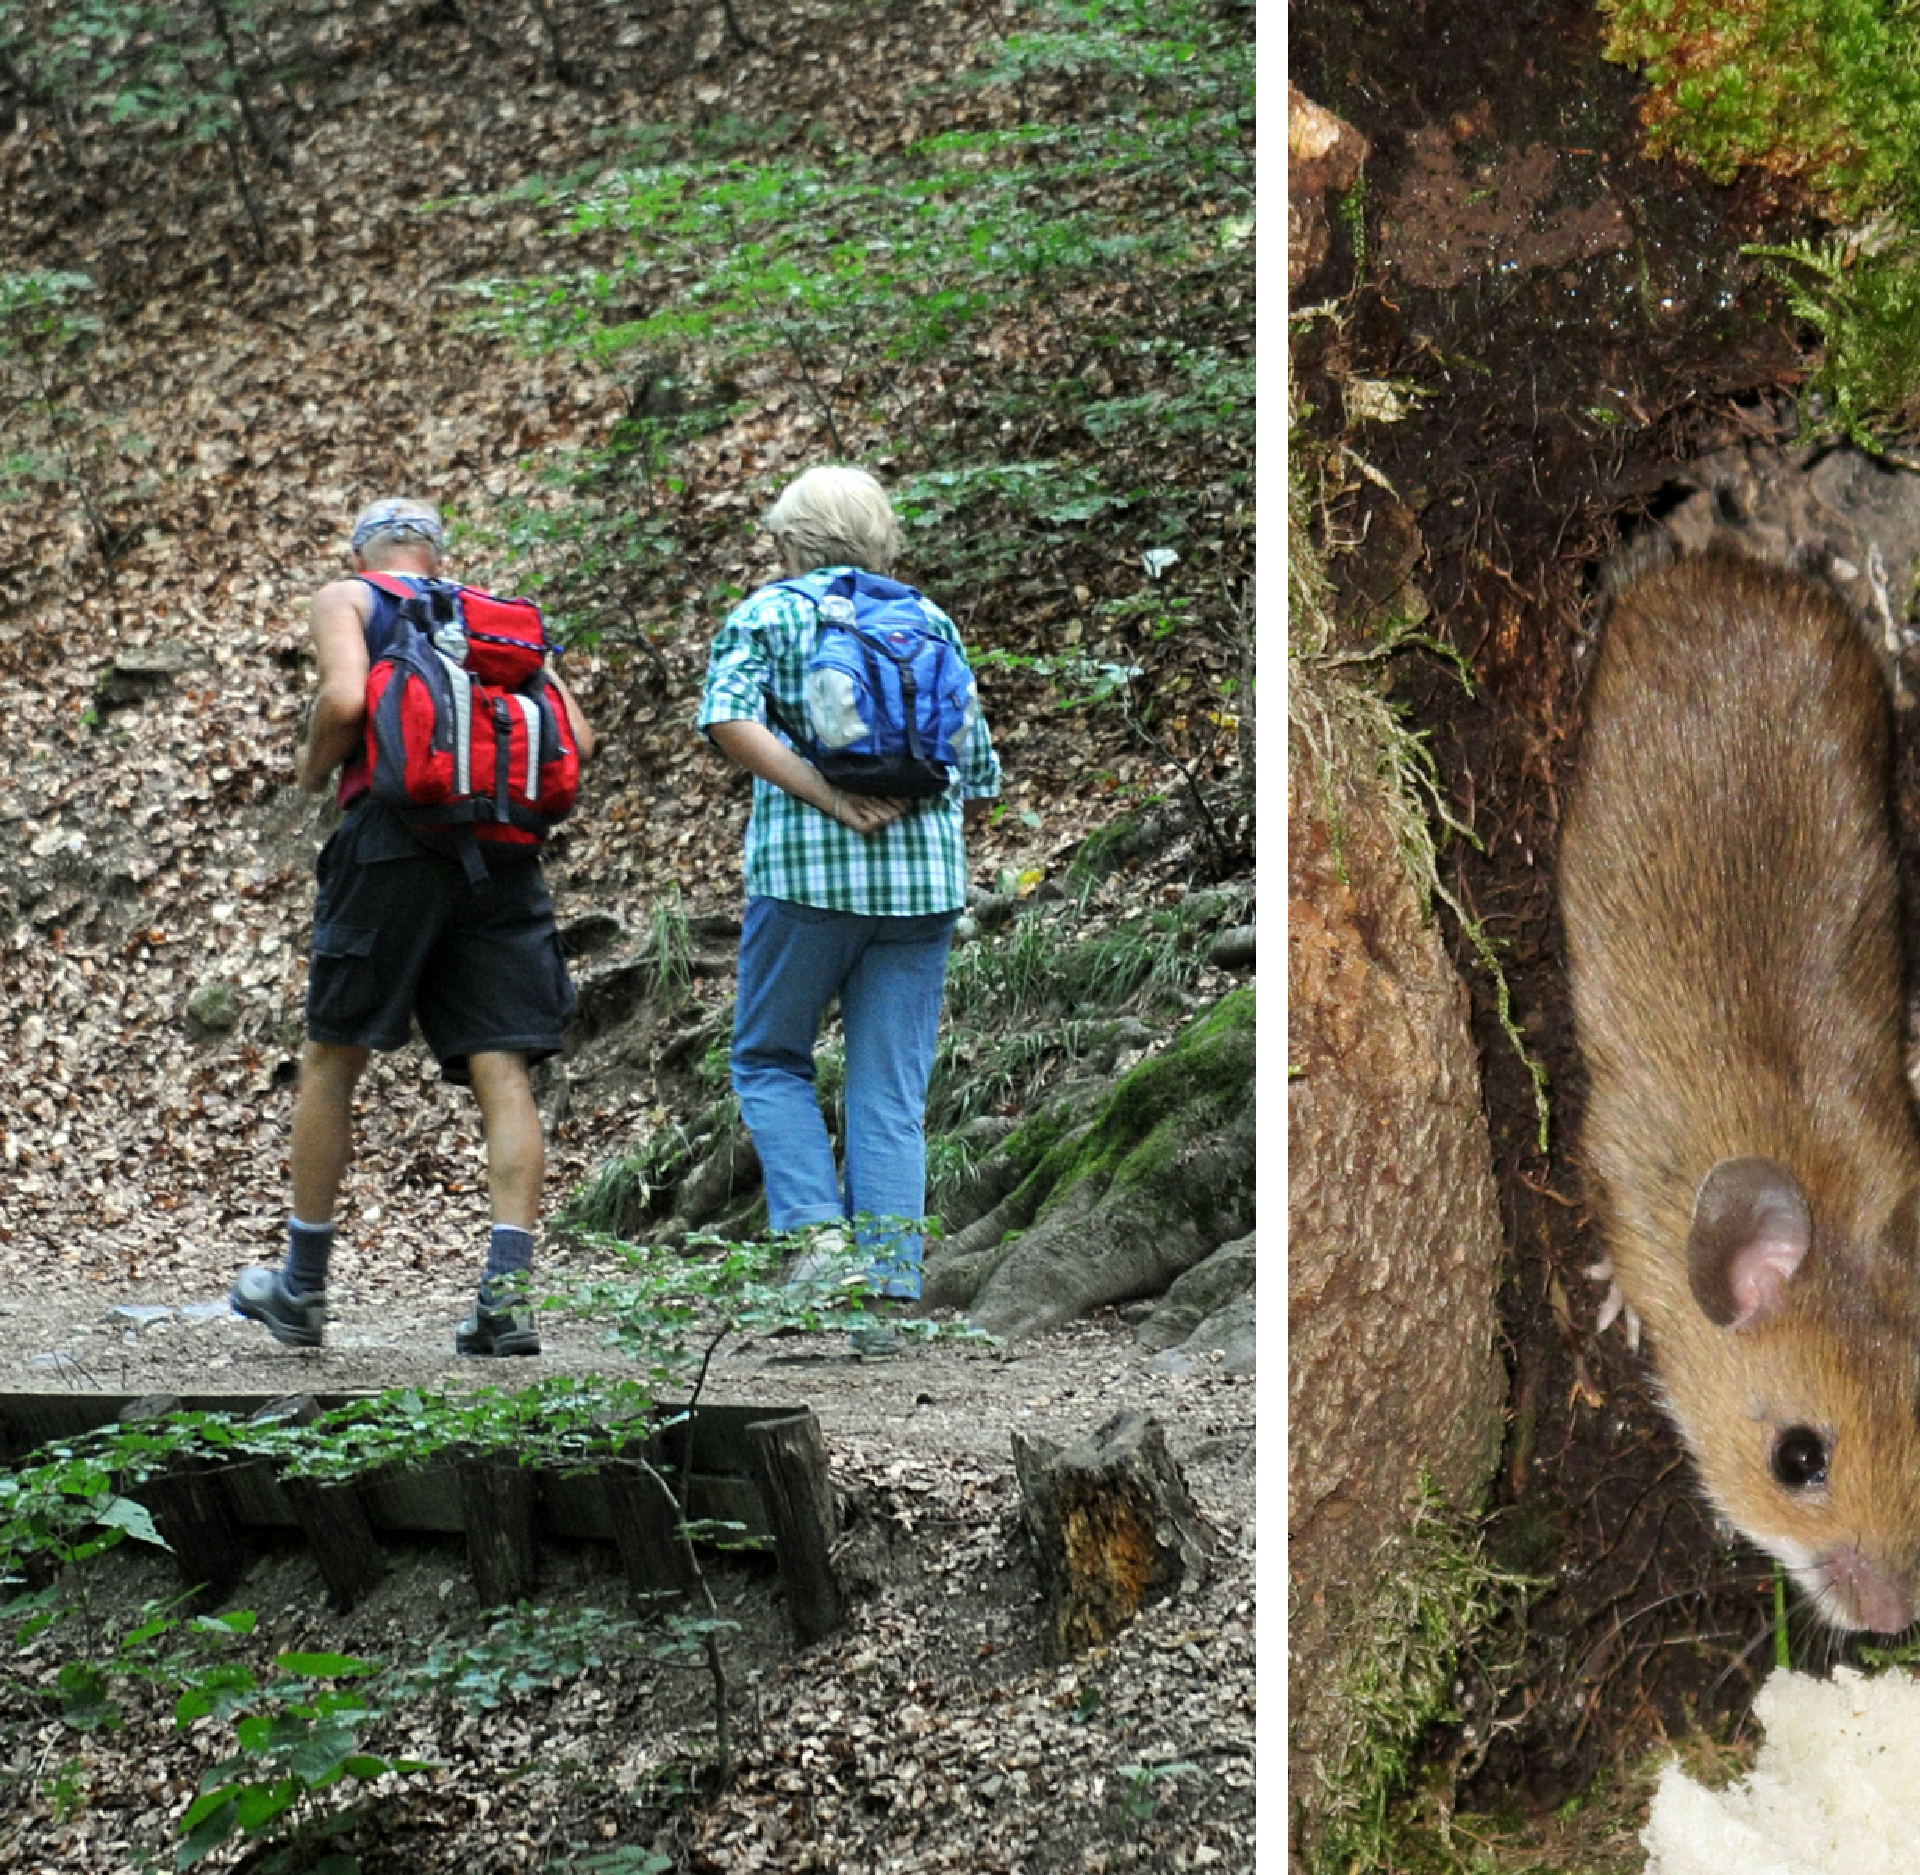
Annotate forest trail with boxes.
[0,7,1255,1869]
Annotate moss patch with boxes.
[1303,1485,1534,1875]
[1004,986,1254,1223]
[1600,0,1920,219]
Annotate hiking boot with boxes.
[848,1295,920,1360]
[230,1268,326,1348]
[848,1320,904,1360]
[456,1281,541,1358]
[783,1224,858,1292]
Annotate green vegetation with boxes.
[563,876,1242,1236]
[930,896,1240,1213]
[0,0,290,247]
[1306,1485,1534,1875]
[1600,0,1920,218]
[1749,232,1920,445]
[0,1232,947,1867]
[8,1589,662,1874]
[985,984,1252,1219]
[173,1640,428,1872]
[550,1224,985,1371]
[0,268,145,564]
[1598,2,1920,447]
[560,1115,709,1241]
[466,0,1251,723]
[0,1377,661,1592]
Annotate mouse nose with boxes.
[1819,1546,1916,1634]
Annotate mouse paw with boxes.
[1586,1260,1642,1351]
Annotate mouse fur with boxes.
[1560,550,1920,1634]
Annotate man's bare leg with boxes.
[468,1049,543,1230]
[460,1049,544,1356]
[289,1040,371,1227]
[232,1039,369,1344]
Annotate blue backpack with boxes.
[765,569,976,800]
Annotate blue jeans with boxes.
[732,895,958,1298]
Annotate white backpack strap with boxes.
[435,647,475,796]
[512,692,542,798]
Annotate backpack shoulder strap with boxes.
[355,571,428,601]
[767,571,838,606]
[842,569,920,606]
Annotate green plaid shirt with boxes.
[697,570,1001,915]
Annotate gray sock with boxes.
[284,1218,334,1296]
[485,1224,535,1287]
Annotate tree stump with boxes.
[747,1410,842,1645]
[1011,1410,1215,1663]
[457,1456,538,1607]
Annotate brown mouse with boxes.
[1559,549,1920,1633]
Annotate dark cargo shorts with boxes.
[305,803,577,1083]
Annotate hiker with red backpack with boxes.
[232,496,595,1357]
[698,464,1001,1356]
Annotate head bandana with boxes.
[350,500,445,553]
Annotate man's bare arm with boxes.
[549,667,596,763]
[296,579,373,792]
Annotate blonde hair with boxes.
[764,465,903,575]
[350,496,445,567]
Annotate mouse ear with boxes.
[1687,1156,1813,1329]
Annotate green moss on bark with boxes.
[1006,985,1255,1221]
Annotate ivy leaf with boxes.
[274,1651,378,1679]
[56,1659,121,1732]
[176,1788,240,1863]
[96,1493,169,1551]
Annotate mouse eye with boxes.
[1771,1425,1830,1490]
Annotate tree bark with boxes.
[458,1456,538,1607]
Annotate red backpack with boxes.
[359,573,581,881]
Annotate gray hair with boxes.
[764,465,902,576]
[350,496,445,563]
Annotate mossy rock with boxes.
[185,979,241,1041]
[925,986,1256,1336]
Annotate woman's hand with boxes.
[706,720,911,835]
[827,789,910,835]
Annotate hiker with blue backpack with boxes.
[698,464,1001,1356]
[231,496,595,1358]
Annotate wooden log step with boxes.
[278,1470,385,1612]
[747,1411,842,1646]
[1,1389,844,1636]
[601,1450,696,1609]
[459,1455,539,1608]
[135,1463,250,1601]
